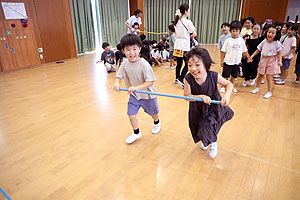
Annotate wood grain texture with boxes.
[0,45,299,199]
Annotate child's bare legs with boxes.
[170,58,176,67]
[280,69,288,80]
[256,74,264,88]
[151,114,159,122]
[128,115,138,130]
[230,76,236,86]
[266,75,273,92]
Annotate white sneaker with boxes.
[165,66,170,69]
[275,79,285,85]
[220,86,225,93]
[294,79,300,84]
[200,143,208,151]
[125,132,142,144]
[263,92,272,99]
[209,142,218,158]
[152,119,161,134]
[273,74,280,78]
[261,79,264,84]
[242,81,248,87]
[170,65,176,69]
[251,87,259,94]
[232,87,238,93]
[250,79,255,86]
[177,79,185,89]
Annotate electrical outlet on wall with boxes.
[38,48,43,53]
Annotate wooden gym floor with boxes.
[0,45,299,200]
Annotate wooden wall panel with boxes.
[241,0,289,23]
[33,0,77,63]
[129,0,145,31]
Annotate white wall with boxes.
[286,0,300,22]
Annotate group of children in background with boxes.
[98,15,299,100]
[218,17,299,99]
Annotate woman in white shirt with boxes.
[173,4,197,88]
[125,9,142,34]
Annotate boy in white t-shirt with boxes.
[221,22,250,93]
[275,24,298,85]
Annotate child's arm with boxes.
[283,46,296,58]
[217,74,233,106]
[125,21,131,30]
[128,81,154,93]
[242,51,251,60]
[220,51,226,67]
[247,49,260,63]
[153,58,162,66]
[277,51,282,66]
[113,78,121,91]
[183,79,212,105]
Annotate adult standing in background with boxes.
[173,4,197,88]
[125,9,143,33]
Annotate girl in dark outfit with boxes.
[184,47,234,158]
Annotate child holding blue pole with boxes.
[184,47,234,158]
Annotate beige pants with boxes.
[104,63,116,72]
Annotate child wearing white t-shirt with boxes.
[275,24,298,85]
[221,22,250,93]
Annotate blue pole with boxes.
[119,88,221,104]
[0,187,12,200]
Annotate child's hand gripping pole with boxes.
[118,88,221,104]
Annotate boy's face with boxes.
[287,28,296,37]
[188,56,206,79]
[231,29,240,38]
[105,46,110,52]
[245,20,252,29]
[168,29,173,34]
[123,45,141,63]
[222,25,230,34]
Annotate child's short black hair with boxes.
[185,47,215,71]
[252,23,262,30]
[132,22,139,28]
[151,40,157,45]
[116,44,121,51]
[289,23,299,31]
[230,22,242,32]
[246,16,255,24]
[264,24,281,41]
[120,34,143,50]
[168,24,175,32]
[139,34,146,41]
[274,21,284,27]
[157,43,164,51]
[230,20,240,26]
[102,42,110,49]
[241,18,247,26]
[221,22,230,28]
[284,22,291,29]
[143,40,151,46]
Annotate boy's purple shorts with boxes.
[127,95,159,116]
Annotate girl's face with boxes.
[188,56,207,79]
[137,13,142,18]
[267,27,277,41]
[123,45,141,62]
[282,24,287,34]
[134,25,139,29]
[245,20,252,29]
[252,24,261,36]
